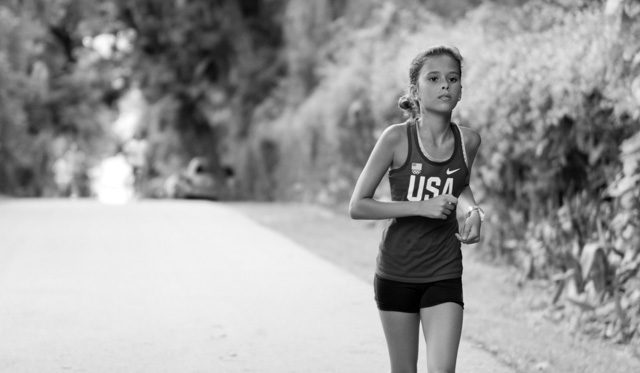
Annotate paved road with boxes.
[0,199,514,372]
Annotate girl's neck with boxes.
[417,110,452,144]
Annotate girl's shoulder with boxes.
[378,121,411,146]
[456,124,481,151]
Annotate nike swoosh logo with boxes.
[446,168,460,175]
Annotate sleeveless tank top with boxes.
[376,119,470,283]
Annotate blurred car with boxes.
[164,157,218,200]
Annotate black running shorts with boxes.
[374,275,464,313]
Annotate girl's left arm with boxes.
[455,127,482,244]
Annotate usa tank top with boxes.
[376,119,470,283]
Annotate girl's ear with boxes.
[410,84,418,99]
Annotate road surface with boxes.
[0,199,514,372]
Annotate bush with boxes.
[459,2,640,343]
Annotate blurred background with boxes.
[0,0,639,354]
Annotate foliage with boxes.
[0,0,290,197]
[0,0,123,196]
[234,0,384,200]
[460,1,640,344]
[88,0,289,197]
[0,3,54,195]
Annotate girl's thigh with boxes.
[379,310,421,373]
[420,303,463,372]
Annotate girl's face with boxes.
[412,54,462,115]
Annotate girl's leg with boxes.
[378,310,421,373]
[419,303,463,373]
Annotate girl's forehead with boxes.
[420,55,460,74]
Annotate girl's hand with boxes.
[418,194,458,219]
[455,211,481,244]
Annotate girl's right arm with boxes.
[349,125,457,220]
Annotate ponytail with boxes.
[398,94,419,118]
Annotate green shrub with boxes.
[459,2,640,343]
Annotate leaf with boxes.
[632,76,640,108]
[588,142,608,165]
[567,294,596,312]
[620,130,640,155]
[595,301,616,319]
[580,242,608,295]
[551,268,575,282]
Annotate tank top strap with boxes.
[408,118,417,148]
[405,118,418,161]
[451,123,469,167]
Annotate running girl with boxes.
[349,45,484,373]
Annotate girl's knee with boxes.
[389,364,417,373]
[389,360,418,373]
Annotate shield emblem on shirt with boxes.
[411,163,422,175]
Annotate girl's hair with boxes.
[398,45,464,118]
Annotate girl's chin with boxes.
[424,103,457,114]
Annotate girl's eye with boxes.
[449,77,459,83]
[428,77,438,82]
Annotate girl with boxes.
[349,45,484,373]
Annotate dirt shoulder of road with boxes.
[229,202,640,373]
